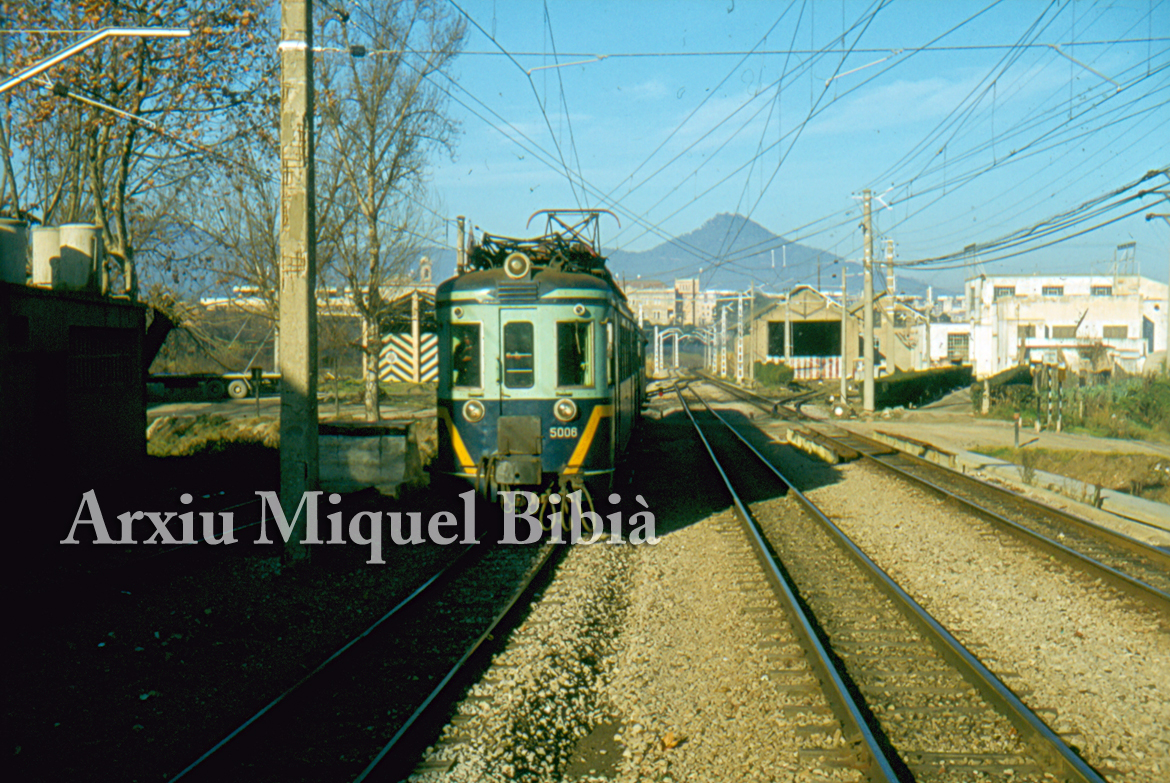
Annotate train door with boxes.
[607,319,618,460]
[498,309,537,406]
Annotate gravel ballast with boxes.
[797,457,1170,783]
[414,510,864,783]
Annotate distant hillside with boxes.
[605,213,944,298]
[425,213,954,298]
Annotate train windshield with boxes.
[451,323,480,387]
[503,321,535,388]
[557,321,593,387]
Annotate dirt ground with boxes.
[826,385,1170,509]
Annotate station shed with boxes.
[748,285,860,380]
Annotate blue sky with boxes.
[423,0,1170,291]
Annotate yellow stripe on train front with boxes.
[564,404,614,475]
[437,407,476,472]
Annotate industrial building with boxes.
[747,286,859,380]
[743,286,940,381]
[962,274,1169,377]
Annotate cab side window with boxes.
[557,321,593,387]
[606,322,614,386]
[451,323,480,387]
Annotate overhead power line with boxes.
[890,167,1170,270]
[301,37,1170,59]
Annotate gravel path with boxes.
[800,459,1170,783]
[412,541,634,782]
[604,511,860,783]
[413,513,865,783]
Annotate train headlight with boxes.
[553,398,578,423]
[463,400,485,423]
[504,251,532,279]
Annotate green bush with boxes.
[1079,376,1170,439]
[975,369,1170,441]
[754,361,795,388]
[875,365,972,409]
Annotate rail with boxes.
[699,371,1170,614]
[677,381,1107,783]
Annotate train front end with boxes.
[435,263,619,500]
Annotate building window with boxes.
[993,286,1015,300]
[767,322,786,356]
[946,333,969,362]
[557,321,593,386]
[1091,285,1112,296]
[1052,326,1078,339]
[69,327,136,389]
[1018,324,1036,339]
[503,321,534,388]
[1102,325,1128,340]
[1041,285,1064,296]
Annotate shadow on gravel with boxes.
[627,408,845,539]
[712,407,846,497]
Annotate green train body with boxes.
[434,212,644,502]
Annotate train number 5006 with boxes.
[549,426,578,439]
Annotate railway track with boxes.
[700,372,1170,613]
[168,536,559,783]
[676,381,1106,783]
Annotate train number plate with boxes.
[549,426,578,439]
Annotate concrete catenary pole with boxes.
[1146,208,1170,375]
[736,294,744,382]
[456,216,466,273]
[863,190,875,412]
[840,263,848,401]
[884,238,896,376]
[278,0,317,563]
[720,306,727,377]
[886,238,896,301]
[748,283,755,382]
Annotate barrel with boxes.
[58,223,103,291]
[0,217,28,284]
[31,225,61,287]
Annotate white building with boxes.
[963,274,1168,378]
[914,321,974,369]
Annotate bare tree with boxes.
[1,1,272,300]
[317,0,465,421]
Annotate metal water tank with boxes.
[31,225,61,287]
[0,217,28,284]
[58,223,103,291]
